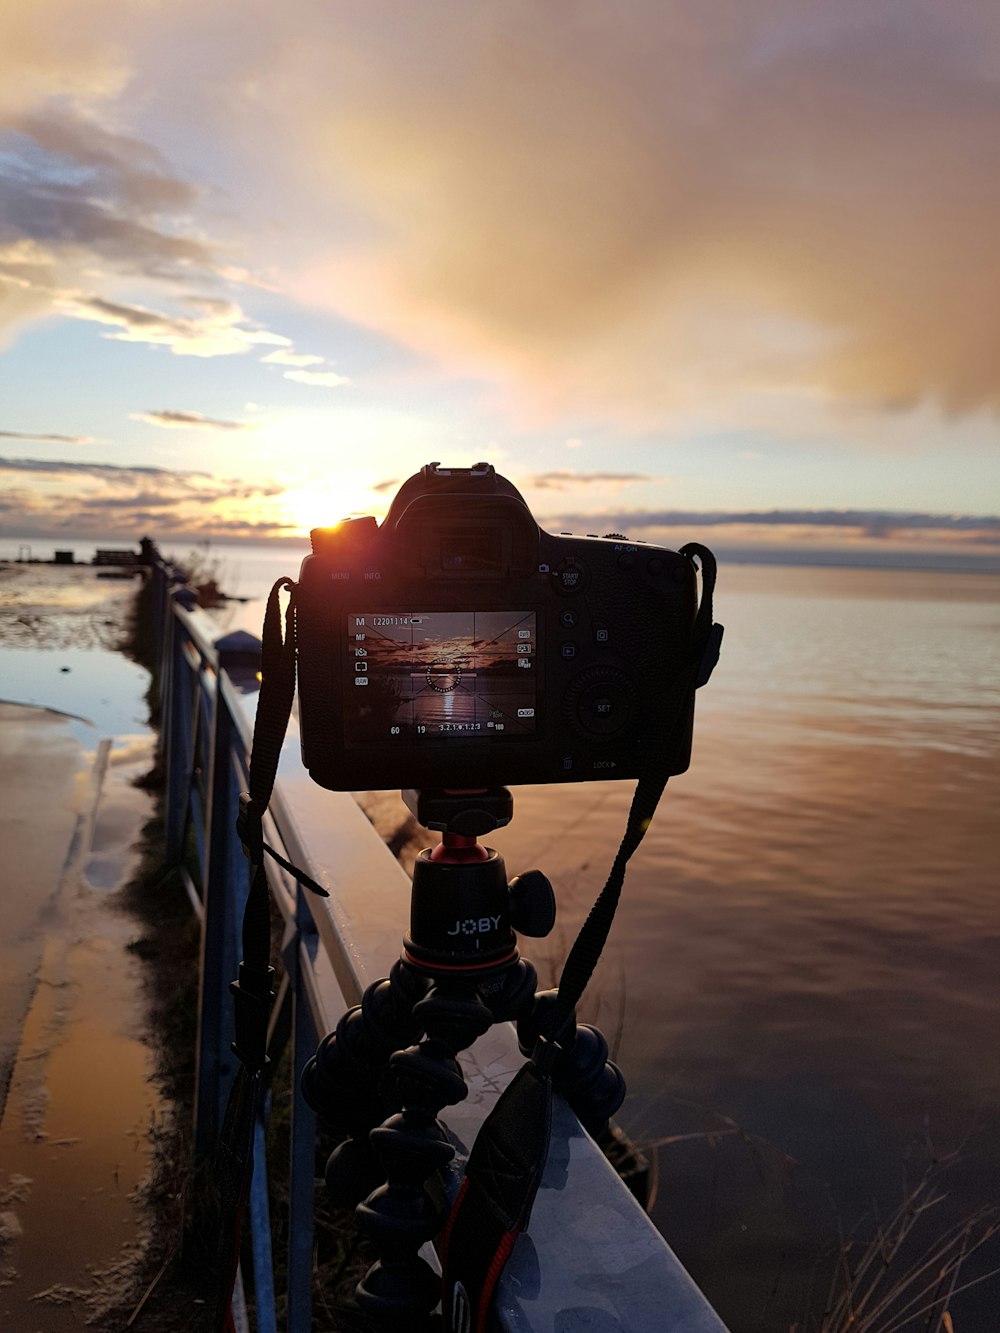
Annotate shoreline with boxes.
[0,563,211,1329]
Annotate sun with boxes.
[278,480,390,537]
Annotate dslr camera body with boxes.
[295,462,700,792]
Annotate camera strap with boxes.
[217,575,328,1332]
[440,542,722,1333]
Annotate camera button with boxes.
[552,557,586,593]
[646,556,665,577]
[594,626,610,645]
[578,681,632,735]
[560,642,578,659]
[616,552,636,571]
[565,667,635,738]
[559,609,579,629]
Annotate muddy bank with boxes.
[0,562,140,652]
[0,710,174,1329]
[0,562,183,1329]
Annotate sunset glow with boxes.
[0,2,997,565]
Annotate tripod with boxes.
[301,787,628,1330]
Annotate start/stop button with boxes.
[551,557,586,594]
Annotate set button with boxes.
[564,667,635,739]
[577,681,631,735]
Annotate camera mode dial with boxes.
[564,666,636,739]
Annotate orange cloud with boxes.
[3,1,1000,433]
[263,2,1000,422]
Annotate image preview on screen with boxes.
[344,611,538,742]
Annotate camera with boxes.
[294,462,701,792]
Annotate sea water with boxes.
[5,541,998,1326]
[221,547,1000,1328]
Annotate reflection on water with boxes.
[201,549,1000,1326]
[0,647,152,743]
[483,565,1000,1328]
[0,566,159,1329]
[212,551,1000,1324]
[41,548,996,1328]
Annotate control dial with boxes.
[564,666,636,739]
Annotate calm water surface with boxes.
[5,543,999,1328]
[203,548,1000,1329]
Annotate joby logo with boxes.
[447,915,501,936]
[450,1280,471,1333]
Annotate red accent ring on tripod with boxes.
[403,947,518,973]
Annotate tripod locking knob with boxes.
[508,871,557,938]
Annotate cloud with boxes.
[0,429,98,445]
[522,470,654,491]
[528,503,1000,569]
[131,409,255,431]
[55,293,290,357]
[0,118,212,283]
[282,368,350,388]
[260,345,353,387]
[0,456,201,478]
[242,0,1000,422]
[0,102,293,357]
[549,509,1000,535]
[3,1,1000,435]
[260,348,325,367]
[0,453,290,541]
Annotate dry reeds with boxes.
[795,1151,1000,1333]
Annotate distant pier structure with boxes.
[94,548,138,566]
[4,545,142,567]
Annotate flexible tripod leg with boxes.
[353,966,496,1327]
[302,959,432,1206]
[306,962,626,1330]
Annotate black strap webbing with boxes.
[216,576,326,1331]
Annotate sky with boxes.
[1,0,998,567]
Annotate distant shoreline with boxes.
[2,538,999,575]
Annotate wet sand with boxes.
[0,704,92,1118]
[0,566,162,1329]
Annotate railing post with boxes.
[287,891,318,1333]
[193,638,250,1159]
[163,586,199,866]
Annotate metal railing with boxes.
[147,551,729,1333]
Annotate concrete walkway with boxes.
[0,700,162,1330]
[0,701,92,1114]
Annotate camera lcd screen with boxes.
[344,611,537,743]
